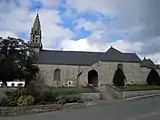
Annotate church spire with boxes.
[29,13,43,53]
[32,13,41,34]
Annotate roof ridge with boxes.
[41,49,104,53]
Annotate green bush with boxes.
[18,95,35,106]
[41,90,58,102]
[41,87,96,96]
[5,88,41,106]
[21,88,41,104]
[113,68,126,87]
[146,69,160,86]
[5,90,21,106]
[56,94,83,105]
[0,97,9,106]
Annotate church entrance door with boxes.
[88,70,98,87]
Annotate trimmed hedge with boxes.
[113,68,126,87]
[146,69,160,86]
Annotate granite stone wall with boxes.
[79,61,143,86]
[105,84,160,99]
[122,90,160,98]
[38,64,89,87]
[80,93,101,101]
[0,104,62,116]
[37,61,159,87]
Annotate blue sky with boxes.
[0,0,159,63]
[25,0,124,41]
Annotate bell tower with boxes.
[29,13,43,53]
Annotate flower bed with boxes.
[0,86,101,117]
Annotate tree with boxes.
[113,68,126,87]
[146,69,160,86]
[0,37,39,87]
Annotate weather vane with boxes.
[36,4,40,13]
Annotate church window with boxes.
[11,83,15,87]
[54,68,61,81]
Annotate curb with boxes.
[83,93,160,107]
[123,93,160,101]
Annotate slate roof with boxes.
[35,47,141,66]
[35,50,103,66]
[99,47,141,62]
[141,58,160,69]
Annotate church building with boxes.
[29,14,160,87]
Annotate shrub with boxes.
[146,69,160,86]
[113,68,126,87]
[56,94,83,105]
[0,97,9,106]
[5,88,41,106]
[41,90,58,102]
[18,95,35,106]
[5,90,21,106]
[20,88,41,104]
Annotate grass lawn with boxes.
[40,86,97,95]
[122,84,160,91]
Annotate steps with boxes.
[98,85,115,100]
[97,84,123,100]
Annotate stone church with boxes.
[29,14,160,87]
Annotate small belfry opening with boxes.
[88,70,98,87]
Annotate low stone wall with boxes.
[80,93,101,101]
[0,104,62,116]
[122,90,160,98]
[0,103,85,116]
[105,84,160,99]
[0,92,101,116]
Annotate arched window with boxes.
[11,83,15,87]
[117,63,123,71]
[54,69,61,81]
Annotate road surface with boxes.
[1,96,160,120]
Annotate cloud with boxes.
[0,0,74,49]
[0,0,159,63]
[66,0,160,54]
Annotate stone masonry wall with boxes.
[38,61,159,87]
[38,64,89,87]
[80,61,143,87]
[0,104,62,116]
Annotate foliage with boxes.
[123,84,160,91]
[41,90,58,102]
[0,37,39,87]
[40,86,96,96]
[0,97,9,106]
[18,95,35,106]
[39,87,91,104]
[113,68,126,87]
[56,94,83,105]
[146,69,160,86]
[5,88,41,106]
[6,89,21,106]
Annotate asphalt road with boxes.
[1,96,160,120]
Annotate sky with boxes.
[0,0,160,63]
